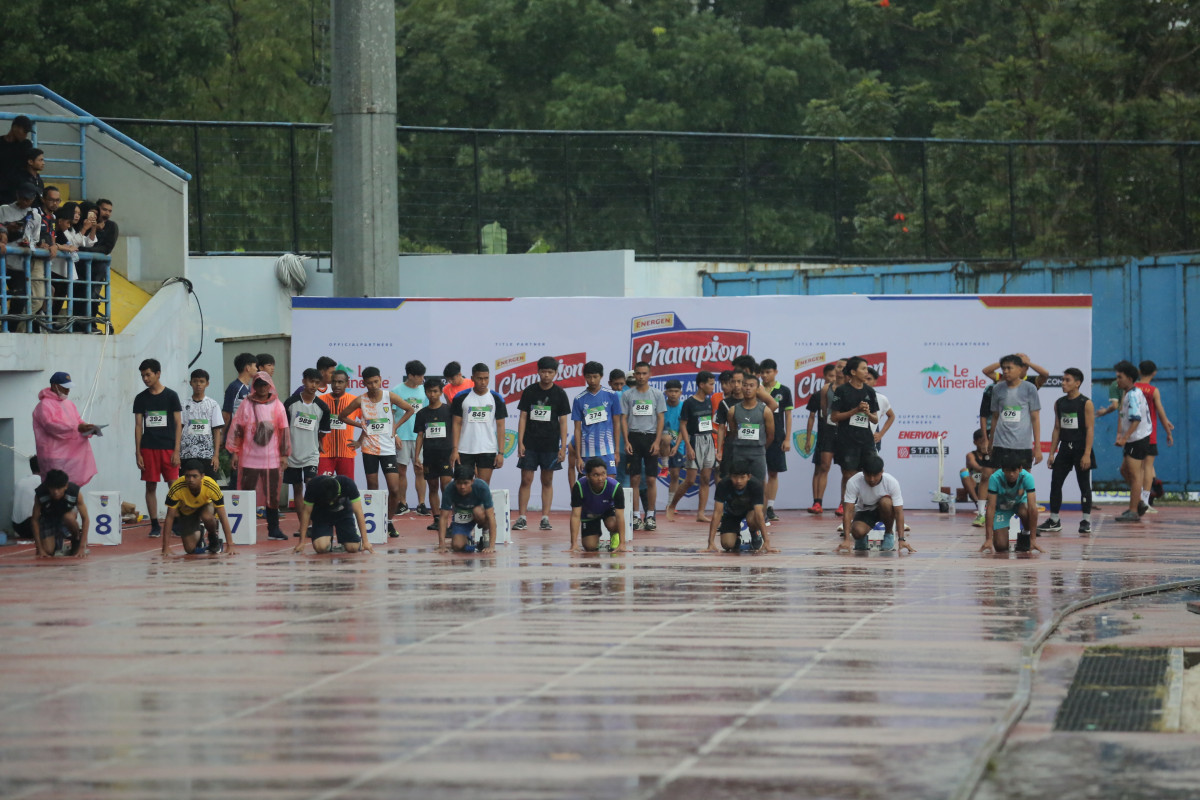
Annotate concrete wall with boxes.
[397,250,635,296]
[0,284,192,530]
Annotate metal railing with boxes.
[103,118,1200,262]
[1,247,112,333]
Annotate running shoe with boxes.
[1014,532,1032,552]
[644,517,657,531]
[1078,520,1092,534]
[191,543,208,555]
[1114,509,1141,523]
[836,503,844,515]
[807,501,823,514]
[415,503,431,516]
[853,537,868,551]
[766,507,780,522]
[478,534,491,551]
[148,526,161,539]
[1137,500,1148,517]
[426,521,439,531]
[608,533,621,552]
[1037,519,1062,533]
[749,531,764,551]
[880,532,896,551]
[387,520,399,538]
[267,528,288,541]
[396,503,410,516]
[972,514,986,527]
[633,518,645,531]
[512,516,528,531]
[539,517,553,531]
[836,523,844,533]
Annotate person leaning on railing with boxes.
[77,197,117,333]
[0,183,47,330]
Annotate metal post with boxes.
[832,141,842,261]
[562,136,572,252]
[289,125,300,253]
[921,141,930,259]
[741,137,750,258]
[651,136,661,258]
[1007,143,1017,260]
[332,0,399,297]
[193,124,205,253]
[1093,144,1104,258]
[473,131,482,254]
[1178,146,1191,252]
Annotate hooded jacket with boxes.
[225,371,289,469]
[32,386,97,486]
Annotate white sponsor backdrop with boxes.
[292,295,1091,510]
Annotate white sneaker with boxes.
[836,523,844,533]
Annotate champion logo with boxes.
[495,352,587,404]
[631,315,749,383]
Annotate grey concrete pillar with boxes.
[331,0,399,297]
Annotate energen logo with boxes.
[630,313,748,389]
[793,352,829,406]
[495,352,588,405]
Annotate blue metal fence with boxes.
[1,246,111,333]
[703,254,1198,492]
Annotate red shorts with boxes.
[318,456,355,479]
[140,448,180,483]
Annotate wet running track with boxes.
[2,505,1198,799]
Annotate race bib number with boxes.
[585,405,608,425]
[850,413,870,428]
[1060,413,1078,430]
[330,419,346,431]
[365,419,389,435]
[453,510,473,525]
[188,419,210,435]
[531,405,551,422]
[146,412,167,428]
[1001,406,1022,423]
[632,402,653,416]
[426,422,446,439]
[294,413,317,431]
[469,405,492,422]
[738,423,761,441]
[697,416,713,432]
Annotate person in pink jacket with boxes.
[225,371,289,540]
[32,371,100,486]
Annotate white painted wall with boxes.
[0,284,193,526]
[396,250,635,296]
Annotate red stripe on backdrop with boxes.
[979,296,1092,308]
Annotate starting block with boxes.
[225,491,257,545]
[361,490,389,544]
[478,489,511,545]
[86,491,122,545]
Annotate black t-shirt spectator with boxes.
[304,475,360,522]
[767,383,793,444]
[517,383,571,450]
[833,382,879,447]
[414,404,454,456]
[36,481,80,521]
[89,219,119,256]
[680,396,715,438]
[714,476,764,519]
[133,387,183,450]
[0,138,32,204]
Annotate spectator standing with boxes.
[31,371,99,486]
[0,116,34,204]
[0,184,41,327]
[133,358,183,537]
[77,198,117,332]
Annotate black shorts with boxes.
[976,450,995,470]
[627,432,659,478]
[283,465,318,484]
[853,508,882,528]
[362,453,398,475]
[816,424,838,454]
[422,451,454,479]
[458,452,497,472]
[311,510,360,543]
[718,513,747,534]
[835,439,873,472]
[1146,442,1159,457]
[1054,441,1096,471]
[518,448,563,472]
[992,446,1033,470]
[766,442,787,473]
[581,514,616,537]
[1123,438,1150,461]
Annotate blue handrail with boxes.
[0,84,192,181]
[0,245,112,334]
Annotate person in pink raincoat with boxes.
[32,370,100,486]
[225,370,289,540]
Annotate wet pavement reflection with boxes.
[1,506,1198,799]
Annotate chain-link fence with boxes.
[105,119,1200,262]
